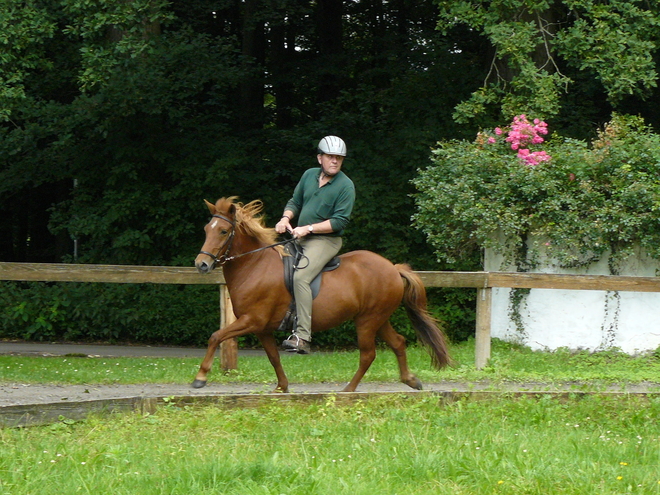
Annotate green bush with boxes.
[413,113,660,271]
[0,280,474,347]
[0,282,218,346]
[0,283,72,341]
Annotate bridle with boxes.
[198,214,237,267]
[198,213,296,268]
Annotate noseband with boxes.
[198,214,236,267]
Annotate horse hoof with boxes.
[191,379,207,389]
[404,377,423,390]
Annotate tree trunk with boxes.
[315,0,344,103]
[239,0,266,131]
[270,18,296,129]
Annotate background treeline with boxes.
[1,0,658,347]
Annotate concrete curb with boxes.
[3,389,660,428]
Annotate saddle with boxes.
[277,240,341,333]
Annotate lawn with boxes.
[1,393,660,494]
[1,339,660,387]
[2,340,660,494]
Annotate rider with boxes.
[275,136,356,354]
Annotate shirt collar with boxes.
[318,169,339,183]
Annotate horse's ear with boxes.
[204,199,215,215]
[228,203,236,217]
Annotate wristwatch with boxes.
[308,225,314,233]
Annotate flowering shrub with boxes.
[413,114,660,272]
[486,114,551,166]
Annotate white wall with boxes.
[485,247,660,354]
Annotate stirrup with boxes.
[282,333,303,349]
[282,333,310,354]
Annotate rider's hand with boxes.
[290,226,310,239]
[275,217,290,234]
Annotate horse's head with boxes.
[195,198,237,274]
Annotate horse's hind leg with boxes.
[342,318,380,393]
[378,321,423,390]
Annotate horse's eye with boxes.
[220,229,228,236]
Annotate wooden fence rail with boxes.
[2,262,660,370]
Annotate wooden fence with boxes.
[2,262,660,369]
[0,262,239,369]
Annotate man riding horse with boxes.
[275,136,355,354]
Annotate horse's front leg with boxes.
[192,315,259,389]
[256,333,289,393]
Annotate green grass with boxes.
[1,394,660,494]
[1,339,660,387]
[2,341,660,494]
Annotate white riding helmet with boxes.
[317,136,347,156]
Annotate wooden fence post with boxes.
[220,285,238,370]
[475,286,492,370]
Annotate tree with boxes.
[0,0,483,344]
[436,0,660,125]
[1,0,471,266]
[0,1,56,122]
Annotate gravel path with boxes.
[2,341,660,408]
[2,380,660,407]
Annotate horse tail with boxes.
[395,263,452,369]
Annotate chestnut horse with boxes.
[192,197,450,392]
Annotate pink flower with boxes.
[535,151,551,162]
[479,115,552,167]
[518,149,551,166]
[534,123,548,135]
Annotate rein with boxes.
[224,238,296,263]
[198,213,296,267]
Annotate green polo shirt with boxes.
[285,167,355,236]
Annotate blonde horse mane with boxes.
[214,197,284,253]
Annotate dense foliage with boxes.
[1,0,659,345]
[437,0,660,124]
[413,114,660,273]
[1,0,470,267]
[0,281,219,345]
